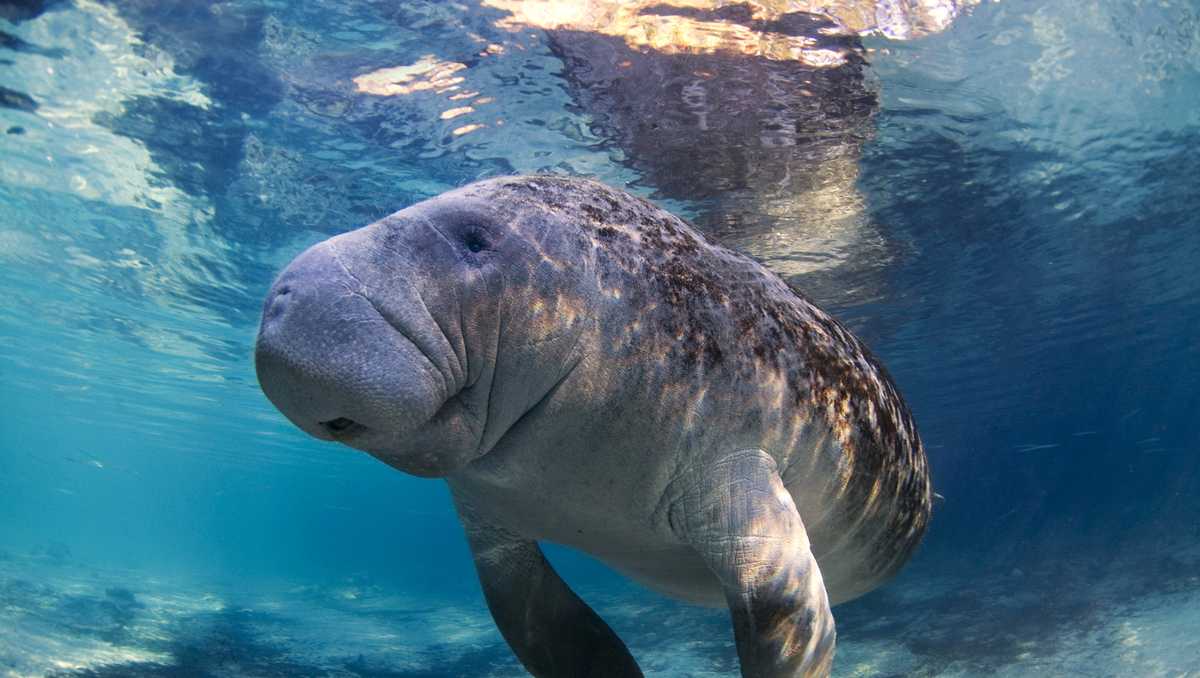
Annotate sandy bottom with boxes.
[2,547,1198,677]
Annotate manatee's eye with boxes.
[464,231,487,253]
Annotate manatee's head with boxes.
[255,176,597,477]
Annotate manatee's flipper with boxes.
[453,495,644,678]
[670,450,836,677]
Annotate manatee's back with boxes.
[767,290,933,602]
[496,176,932,601]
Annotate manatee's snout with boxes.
[255,179,598,476]
[254,236,448,455]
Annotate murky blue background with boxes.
[1,1,1198,675]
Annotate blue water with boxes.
[1,1,1199,675]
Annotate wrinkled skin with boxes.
[256,175,932,678]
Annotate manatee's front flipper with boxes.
[452,495,644,678]
[670,450,836,677]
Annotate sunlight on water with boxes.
[1,0,1199,675]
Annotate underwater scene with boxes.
[2,0,1199,676]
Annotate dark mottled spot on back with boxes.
[580,202,608,223]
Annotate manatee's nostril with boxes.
[322,417,357,434]
[265,285,292,322]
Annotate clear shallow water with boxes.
[1,1,1198,676]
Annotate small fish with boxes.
[995,507,1019,523]
[1071,430,1098,437]
[1136,437,1160,445]
[1016,443,1061,452]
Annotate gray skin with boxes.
[255,175,932,678]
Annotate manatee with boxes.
[255,175,931,677]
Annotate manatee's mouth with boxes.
[319,417,369,439]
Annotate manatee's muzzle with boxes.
[254,239,446,451]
